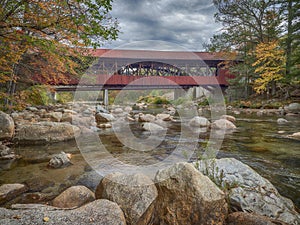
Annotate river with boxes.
[0,110,299,209]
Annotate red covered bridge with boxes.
[55,49,237,91]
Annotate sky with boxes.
[104,0,222,51]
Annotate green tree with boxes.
[0,0,118,108]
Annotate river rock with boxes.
[95,112,115,123]
[77,171,103,191]
[0,184,27,205]
[142,122,166,132]
[124,106,132,113]
[0,111,15,140]
[96,105,109,114]
[0,199,126,225]
[221,114,236,123]
[288,132,300,140]
[95,172,157,225]
[227,212,288,225]
[112,107,124,114]
[13,122,81,144]
[211,118,236,130]
[138,113,156,122]
[52,185,95,208]
[48,152,72,168]
[277,118,288,124]
[0,144,16,160]
[46,112,62,122]
[196,158,300,225]
[156,113,172,121]
[189,116,210,127]
[284,103,300,114]
[153,162,227,225]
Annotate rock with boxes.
[277,118,288,124]
[26,106,38,112]
[0,199,126,225]
[95,173,157,225]
[227,212,288,225]
[24,178,55,192]
[13,122,81,144]
[63,109,77,115]
[221,114,236,123]
[284,103,300,114]
[124,106,132,113]
[153,119,168,128]
[46,112,62,122]
[112,108,123,114]
[96,105,109,114]
[138,113,156,122]
[288,132,300,140]
[0,184,27,205]
[0,144,16,160]
[211,119,236,130]
[48,152,72,168]
[189,116,210,127]
[142,122,166,132]
[52,185,95,208]
[196,158,300,225]
[95,112,115,123]
[0,111,15,140]
[156,113,172,121]
[77,171,103,191]
[61,113,73,123]
[97,123,112,129]
[154,162,227,225]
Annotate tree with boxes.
[252,40,286,95]
[0,0,118,108]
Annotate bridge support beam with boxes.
[103,89,109,108]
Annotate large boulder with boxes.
[0,183,27,205]
[156,113,172,121]
[95,172,158,225]
[0,199,126,225]
[13,122,80,144]
[211,119,236,130]
[153,162,227,225]
[288,132,300,140]
[227,212,288,225]
[95,112,115,123]
[52,185,95,208]
[0,111,14,140]
[220,115,236,123]
[189,116,210,127]
[196,158,300,225]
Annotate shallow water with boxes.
[0,111,299,208]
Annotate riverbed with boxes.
[0,110,299,209]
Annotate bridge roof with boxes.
[89,49,233,61]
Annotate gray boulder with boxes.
[277,118,288,124]
[189,116,210,127]
[227,212,289,225]
[211,119,236,130]
[0,199,126,225]
[138,113,156,122]
[13,122,81,144]
[0,111,14,140]
[195,158,300,225]
[142,122,166,132]
[154,162,227,225]
[95,172,157,225]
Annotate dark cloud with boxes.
[105,0,221,51]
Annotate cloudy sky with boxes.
[104,0,221,51]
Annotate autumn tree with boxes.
[252,40,286,95]
[205,0,283,98]
[0,0,118,108]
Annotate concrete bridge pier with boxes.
[103,89,109,108]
